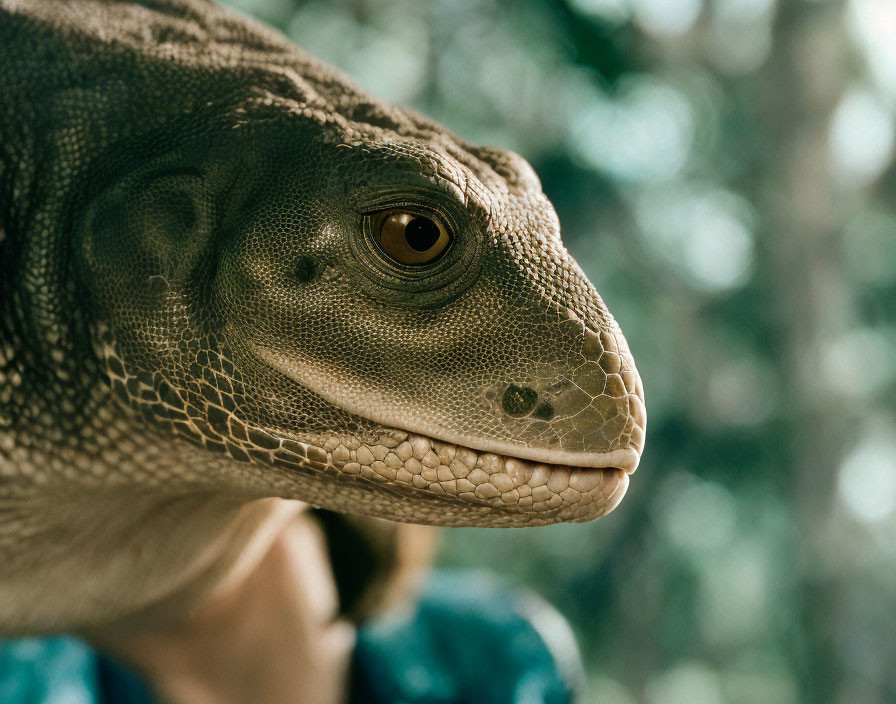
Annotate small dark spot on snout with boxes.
[294,256,318,283]
[532,402,555,421]
[502,384,539,417]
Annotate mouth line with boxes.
[441,436,627,476]
[389,423,641,476]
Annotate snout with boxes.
[484,325,646,470]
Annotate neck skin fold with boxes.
[93,504,355,704]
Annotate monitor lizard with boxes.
[0,0,645,669]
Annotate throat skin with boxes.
[93,508,355,704]
[0,489,307,637]
[2,489,357,703]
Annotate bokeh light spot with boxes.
[646,661,724,704]
[654,474,738,552]
[704,0,774,75]
[571,77,694,181]
[849,0,896,97]
[635,186,755,291]
[829,87,895,188]
[823,327,896,399]
[838,430,896,524]
[286,2,427,104]
[633,0,703,38]
[707,357,777,426]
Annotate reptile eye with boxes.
[375,210,451,265]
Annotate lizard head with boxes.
[74,20,645,528]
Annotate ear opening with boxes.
[77,169,216,300]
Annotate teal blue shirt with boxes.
[0,571,584,704]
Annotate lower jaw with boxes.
[319,429,633,526]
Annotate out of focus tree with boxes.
[224,1,896,701]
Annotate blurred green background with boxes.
[222,1,896,701]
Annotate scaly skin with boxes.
[0,0,645,635]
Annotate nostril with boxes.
[502,384,539,417]
[531,402,555,421]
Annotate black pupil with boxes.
[404,217,440,252]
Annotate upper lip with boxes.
[476,445,639,474]
[407,429,641,474]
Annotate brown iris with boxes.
[375,210,451,265]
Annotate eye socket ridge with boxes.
[369,209,452,266]
[347,186,484,306]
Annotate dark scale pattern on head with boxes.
[0,0,645,539]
